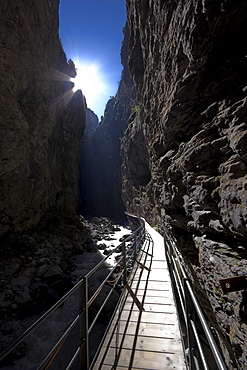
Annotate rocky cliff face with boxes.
[80,24,136,222]
[0,0,86,237]
[121,0,247,368]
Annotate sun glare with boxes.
[72,63,105,110]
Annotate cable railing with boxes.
[0,218,146,370]
[164,229,227,370]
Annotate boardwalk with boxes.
[93,221,186,370]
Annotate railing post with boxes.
[79,277,89,369]
[122,241,127,286]
[134,230,138,260]
[184,278,199,370]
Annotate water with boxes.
[96,226,132,267]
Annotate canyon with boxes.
[0,0,86,237]
[0,0,247,369]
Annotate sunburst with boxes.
[72,63,105,111]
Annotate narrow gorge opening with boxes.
[59,0,129,223]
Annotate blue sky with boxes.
[59,0,126,118]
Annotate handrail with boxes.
[0,218,145,370]
[164,229,227,370]
[92,224,153,370]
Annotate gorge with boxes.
[0,0,247,369]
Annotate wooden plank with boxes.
[131,273,171,282]
[148,270,171,279]
[96,366,128,370]
[95,348,186,370]
[131,281,172,290]
[134,289,172,297]
[136,295,175,305]
[125,295,175,306]
[103,333,184,353]
[137,322,183,339]
[111,321,182,339]
[124,302,176,314]
[136,257,167,264]
[120,310,179,325]
[133,266,169,276]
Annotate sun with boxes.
[72,63,104,108]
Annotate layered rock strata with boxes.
[0,0,86,238]
[121,1,247,368]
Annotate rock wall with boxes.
[80,24,136,222]
[0,0,86,237]
[121,0,247,368]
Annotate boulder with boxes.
[44,266,63,281]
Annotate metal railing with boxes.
[0,219,146,370]
[94,224,154,369]
[164,229,227,370]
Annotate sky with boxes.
[59,0,126,119]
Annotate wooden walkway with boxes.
[93,222,186,370]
